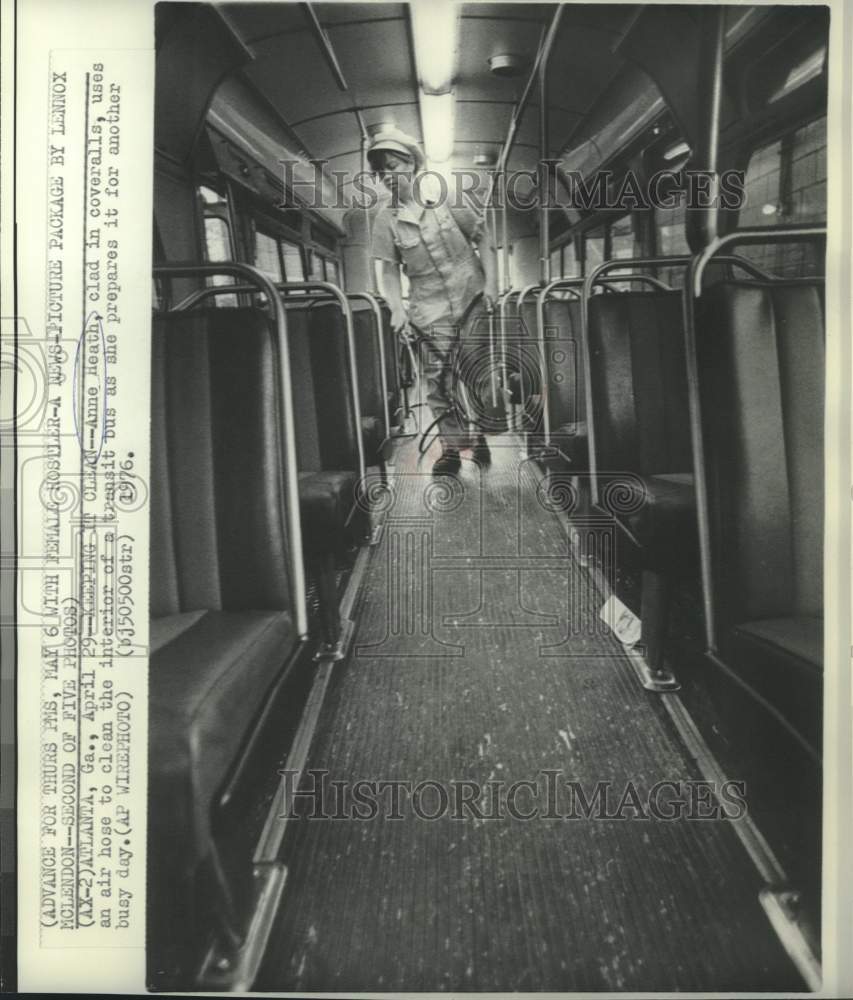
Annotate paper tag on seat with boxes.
[600,595,642,647]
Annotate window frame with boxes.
[194,179,240,307]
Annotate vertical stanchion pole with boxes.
[686,6,724,252]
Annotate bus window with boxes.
[583,225,605,279]
[309,251,342,287]
[606,216,642,290]
[324,258,340,286]
[610,215,640,262]
[655,196,690,288]
[199,184,225,209]
[562,240,580,278]
[504,246,520,289]
[203,217,232,261]
[549,248,562,279]
[281,240,305,282]
[254,230,283,282]
[198,185,237,306]
[737,116,826,276]
[494,244,518,290]
[309,250,326,283]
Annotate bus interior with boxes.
[151,2,829,991]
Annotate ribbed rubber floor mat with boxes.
[256,438,799,992]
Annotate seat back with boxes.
[507,297,537,402]
[351,300,385,428]
[517,297,535,342]
[517,297,538,385]
[697,281,824,623]
[306,300,361,472]
[587,291,692,476]
[541,297,585,431]
[285,302,323,472]
[285,300,361,474]
[150,308,292,618]
[376,303,401,425]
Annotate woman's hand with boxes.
[482,282,499,313]
[390,304,408,333]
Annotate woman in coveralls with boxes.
[368,129,500,476]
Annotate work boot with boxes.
[432,448,461,477]
[471,435,491,467]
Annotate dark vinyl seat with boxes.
[287,299,371,641]
[516,297,541,419]
[457,305,518,433]
[530,297,588,473]
[697,280,824,749]
[378,303,404,431]
[150,308,299,969]
[351,299,391,472]
[476,295,544,437]
[587,290,696,670]
[500,296,524,406]
[287,300,370,552]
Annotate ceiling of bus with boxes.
[219,2,641,191]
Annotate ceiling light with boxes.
[421,91,455,163]
[410,0,458,94]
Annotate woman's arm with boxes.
[475,228,500,311]
[378,260,407,333]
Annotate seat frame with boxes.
[681,224,826,761]
[151,262,311,986]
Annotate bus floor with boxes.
[254,434,803,993]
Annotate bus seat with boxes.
[351,299,390,472]
[149,308,299,960]
[286,301,367,541]
[697,280,824,748]
[375,303,403,431]
[287,300,370,639]
[303,300,362,471]
[516,297,541,422]
[587,290,696,671]
[537,297,588,473]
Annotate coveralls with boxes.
[372,199,487,449]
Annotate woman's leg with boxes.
[419,327,468,452]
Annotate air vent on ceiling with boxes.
[488,53,528,78]
[473,152,498,167]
